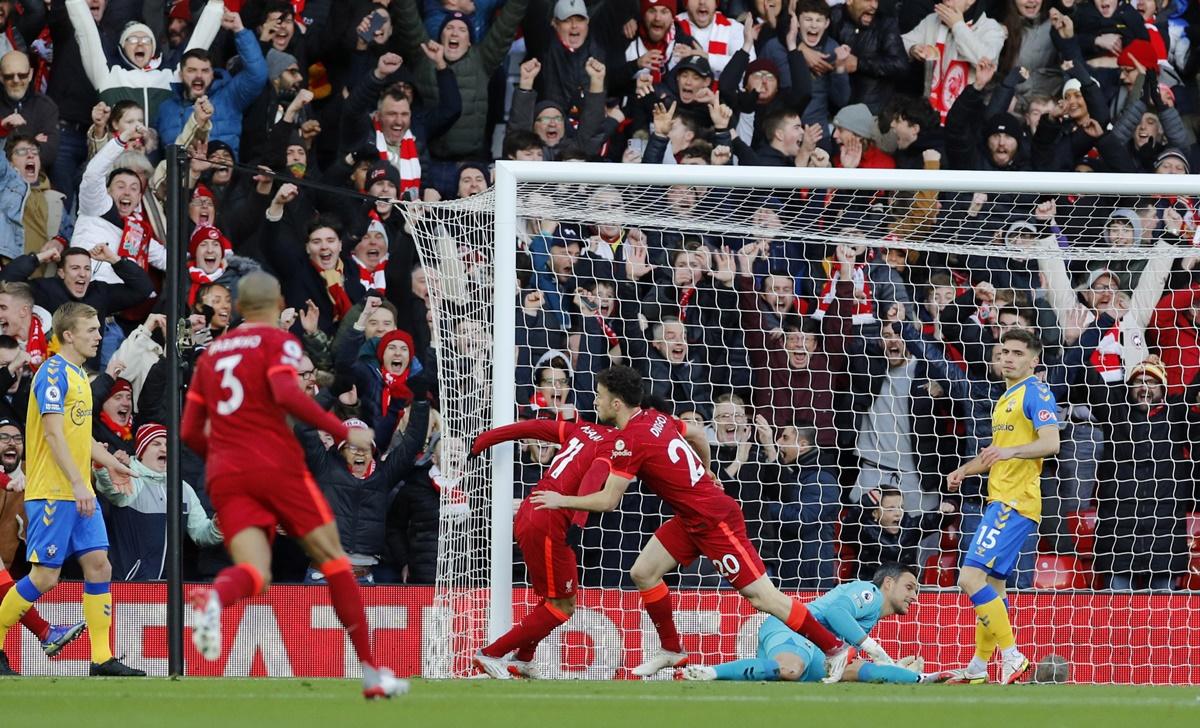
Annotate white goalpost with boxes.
[407,161,1200,683]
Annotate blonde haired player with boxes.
[946,328,1060,684]
[0,303,143,676]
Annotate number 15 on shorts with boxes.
[973,526,999,555]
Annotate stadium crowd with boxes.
[0,0,1197,593]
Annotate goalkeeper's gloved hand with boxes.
[859,637,894,665]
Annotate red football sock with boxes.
[213,563,263,608]
[0,569,49,641]
[320,558,375,668]
[481,601,569,659]
[639,582,683,654]
[514,643,538,663]
[786,600,840,654]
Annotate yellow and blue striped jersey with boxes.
[25,354,94,501]
[989,375,1058,522]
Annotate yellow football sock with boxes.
[975,617,998,660]
[82,589,113,664]
[971,587,1015,651]
[0,588,33,646]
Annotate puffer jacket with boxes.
[155,28,267,158]
[391,0,529,161]
[385,464,443,584]
[297,401,430,559]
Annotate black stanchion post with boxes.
[165,144,185,676]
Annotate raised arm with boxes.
[65,0,113,91]
[267,367,352,443]
[184,0,226,54]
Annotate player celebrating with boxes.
[0,303,144,677]
[468,418,618,679]
[945,329,1059,684]
[681,564,944,684]
[182,272,409,699]
[532,366,854,679]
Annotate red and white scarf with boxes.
[373,119,420,196]
[677,12,735,59]
[315,259,353,321]
[119,210,156,270]
[381,368,413,417]
[811,262,875,324]
[26,316,47,370]
[928,25,972,123]
[1090,321,1124,383]
[187,263,226,307]
[353,256,387,295]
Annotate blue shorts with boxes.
[24,499,109,568]
[963,501,1038,579]
[757,616,826,683]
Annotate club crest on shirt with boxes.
[1006,399,1015,413]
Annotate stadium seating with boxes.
[1033,555,1091,590]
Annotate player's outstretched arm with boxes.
[470,419,565,457]
[531,468,631,513]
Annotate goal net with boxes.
[406,163,1200,684]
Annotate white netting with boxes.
[408,172,1200,683]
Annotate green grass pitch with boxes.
[2,678,1197,727]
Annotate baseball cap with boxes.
[675,55,713,79]
[554,0,589,20]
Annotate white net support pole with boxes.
[488,164,519,643]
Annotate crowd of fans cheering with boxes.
[0,0,1197,591]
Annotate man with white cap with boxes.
[524,0,609,114]
[66,0,226,119]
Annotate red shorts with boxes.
[515,497,577,599]
[208,471,334,543]
[654,507,766,590]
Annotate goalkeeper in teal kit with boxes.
[682,564,944,684]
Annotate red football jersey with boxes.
[188,324,312,482]
[606,408,734,527]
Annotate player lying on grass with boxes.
[466,417,619,679]
[681,563,947,684]
[533,366,854,679]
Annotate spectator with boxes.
[842,487,956,581]
[510,57,610,160]
[0,416,26,566]
[640,315,713,418]
[339,52,463,200]
[155,12,268,159]
[1,135,68,266]
[0,51,59,169]
[674,0,747,79]
[92,364,134,455]
[831,103,894,169]
[0,338,30,422]
[0,244,153,324]
[261,184,367,334]
[791,0,851,137]
[901,0,1007,121]
[296,390,431,585]
[94,423,222,581]
[73,127,165,287]
[66,0,223,120]
[828,0,907,113]
[0,0,46,57]
[1092,358,1196,590]
[771,422,839,589]
[391,0,528,195]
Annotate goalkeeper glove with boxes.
[859,637,894,665]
